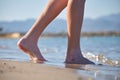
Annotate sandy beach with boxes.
[0,60,120,80]
[0,60,91,80]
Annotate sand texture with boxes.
[0,60,120,80]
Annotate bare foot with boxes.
[17,37,46,63]
[65,49,94,64]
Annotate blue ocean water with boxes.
[0,36,120,66]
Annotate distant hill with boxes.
[82,13,120,32]
[0,13,120,34]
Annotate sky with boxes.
[0,0,120,21]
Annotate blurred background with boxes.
[0,0,120,66]
[0,0,120,35]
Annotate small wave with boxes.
[84,52,120,66]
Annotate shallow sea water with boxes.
[0,36,120,65]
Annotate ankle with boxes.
[20,36,38,45]
[67,48,81,54]
[66,48,83,58]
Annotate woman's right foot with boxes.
[17,37,46,63]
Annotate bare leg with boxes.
[17,0,68,63]
[65,0,94,64]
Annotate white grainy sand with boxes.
[0,60,92,80]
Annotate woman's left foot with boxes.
[65,49,94,64]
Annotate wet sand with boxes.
[0,60,120,80]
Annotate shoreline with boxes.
[0,31,120,38]
[0,60,93,80]
[0,60,120,80]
